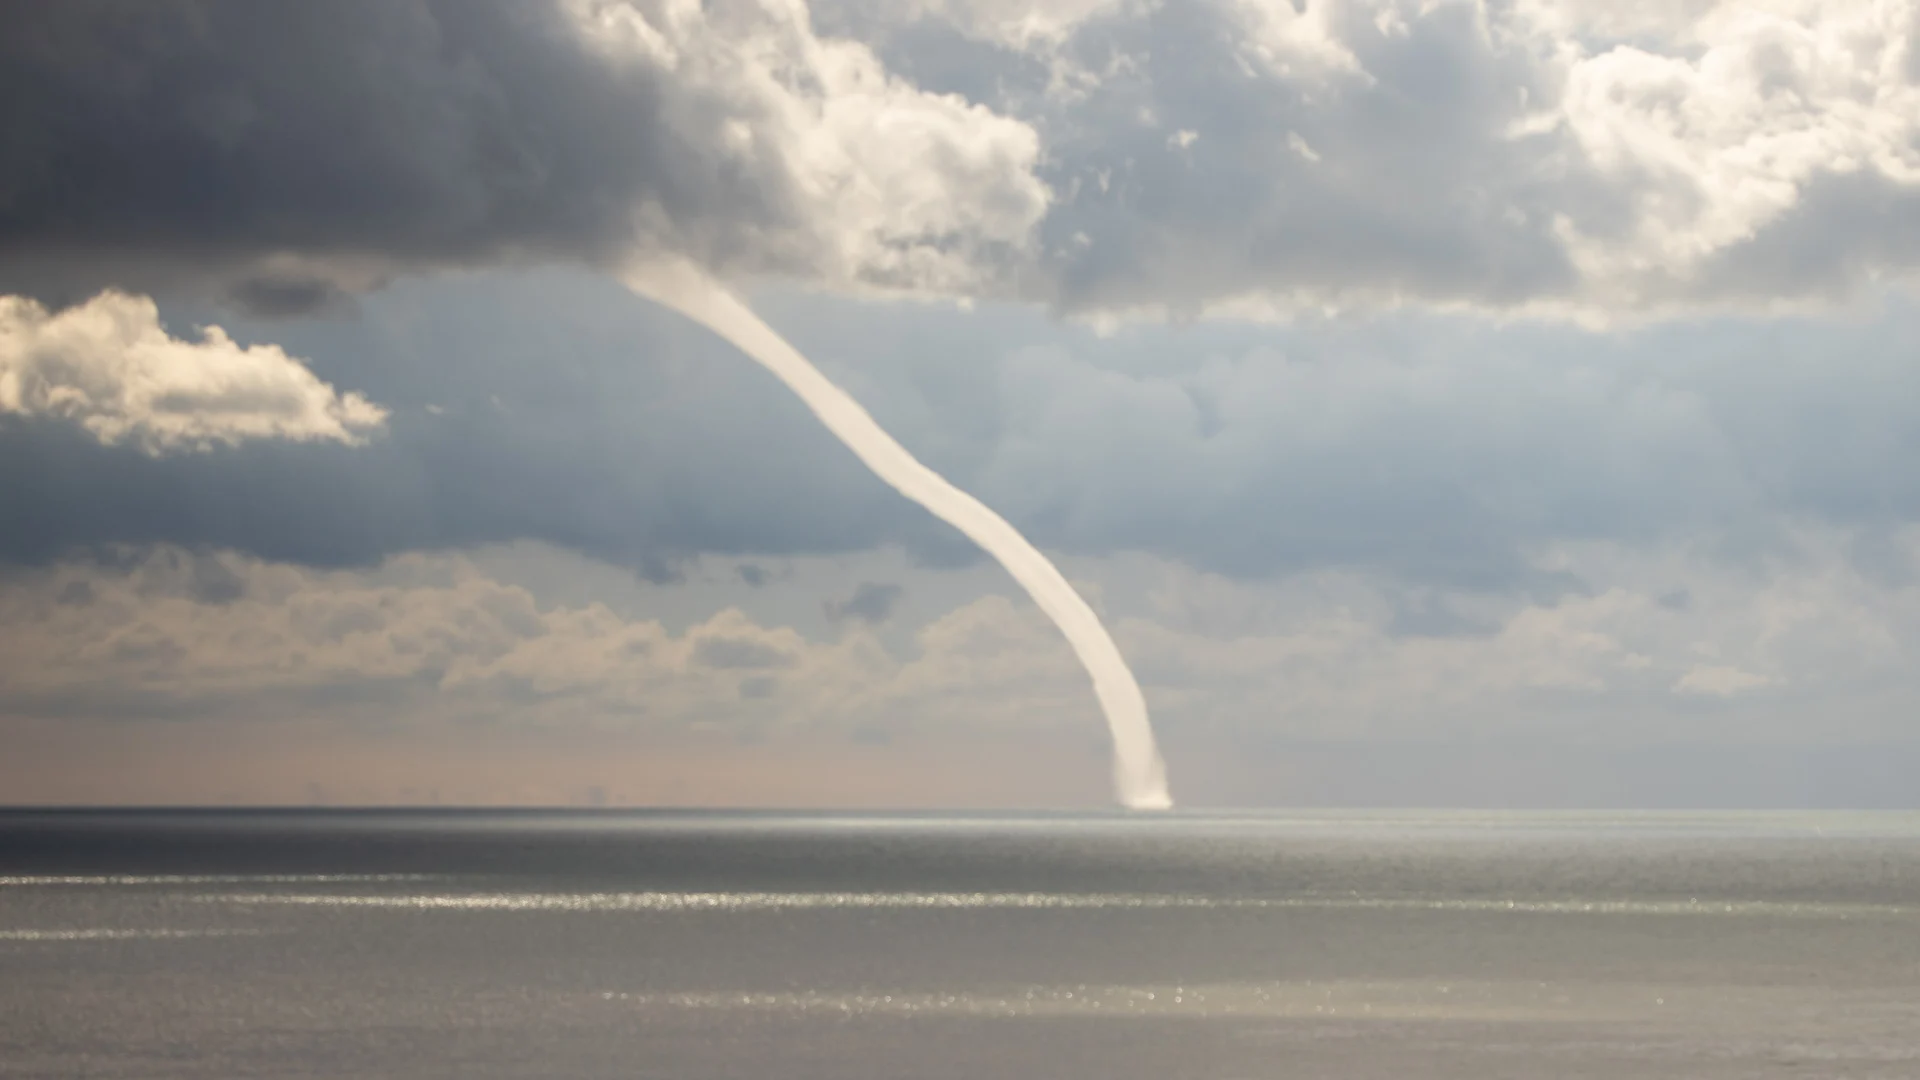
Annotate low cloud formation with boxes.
[7,531,1919,748]
[0,547,1090,740]
[0,291,385,453]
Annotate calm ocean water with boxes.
[4,809,1919,1078]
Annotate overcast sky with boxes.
[5,0,1920,808]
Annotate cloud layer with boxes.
[5,0,1920,316]
[0,291,385,452]
[6,269,1920,586]
[8,532,1918,749]
[861,0,1920,317]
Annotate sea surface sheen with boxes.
[4,809,1919,1078]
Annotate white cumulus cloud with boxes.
[1557,0,1920,307]
[0,292,387,454]
[565,0,1053,295]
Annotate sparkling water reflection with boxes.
[4,809,1919,1079]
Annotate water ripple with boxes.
[188,890,1911,919]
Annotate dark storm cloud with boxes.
[0,0,774,310]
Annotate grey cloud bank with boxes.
[6,269,1920,595]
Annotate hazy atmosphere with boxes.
[7,0,1920,807]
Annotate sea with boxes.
[3,809,1918,1079]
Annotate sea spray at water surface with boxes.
[624,262,1172,810]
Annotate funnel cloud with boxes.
[626,261,1171,810]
